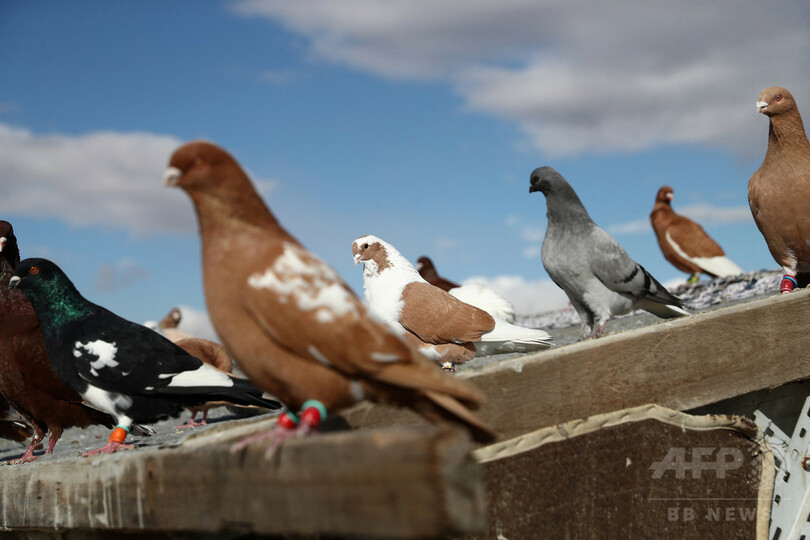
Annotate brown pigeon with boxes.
[650,186,743,283]
[0,221,115,462]
[157,307,194,342]
[165,141,495,444]
[748,86,810,292]
[416,256,459,291]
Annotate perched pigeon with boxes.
[157,307,194,342]
[10,258,282,455]
[748,86,810,293]
[165,141,495,445]
[0,395,33,443]
[650,186,743,283]
[0,221,117,462]
[417,256,517,322]
[530,167,688,339]
[354,235,552,369]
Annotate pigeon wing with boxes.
[399,282,495,344]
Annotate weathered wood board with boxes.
[466,404,774,539]
[344,289,810,441]
[0,426,484,538]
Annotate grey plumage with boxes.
[529,166,688,338]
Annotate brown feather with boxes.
[400,282,495,344]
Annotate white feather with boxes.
[449,282,516,323]
[665,231,743,277]
[165,363,234,388]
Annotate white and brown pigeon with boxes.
[165,141,495,445]
[650,186,743,283]
[530,167,689,339]
[748,86,810,293]
[416,256,517,322]
[353,235,552,370]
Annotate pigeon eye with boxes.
[363,243,369,249]
[29,266,39,275]
[776,94,783,102]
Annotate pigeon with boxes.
[748,86,810,293]
[165,141,495,445]
[529,167,689,339]
[650,186,743,283]
[0,221,118,462]
[9,258,283,455]
[353,236,552,369]
[0,396,33,443]
[416,256,517,322]
[157,307,194,342]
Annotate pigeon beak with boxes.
[353,254,361,265]
[0,237,5,253]
[756,101,768,114]
[666,193,674,201]
[8,276,20,289]
[163,167,182,186]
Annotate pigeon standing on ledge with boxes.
[165,141,495,445]
[416,256,516,322]
[10,258,282,455]
[530,167,688,339]
[0,221,117,462]
[748,86,810,293]
[354,235,552,370]
[650,186,743,283]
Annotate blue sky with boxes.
[2,1,809,339]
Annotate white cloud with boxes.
[522,245,541,259]
[462,274,569,315]
[0,124,191,235]
[0,123,281,236]
[608,203,752,235]
[231,0,810,157]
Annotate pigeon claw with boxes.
[82,441,135,456]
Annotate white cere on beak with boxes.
[163,167,182,186]
[0,237,6,253]
[757,101,768,113]
[8,276,20,288]
[353,253,361,265]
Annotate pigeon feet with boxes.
[781,275,798,293]
[176,417,207,429]
[441,362,456,372]
[82,441,135,456]
[231,402,327,457]
[687,274,700,284]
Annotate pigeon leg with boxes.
[176,410,207,429]
[44,426,63,454]
[687,274,700,284]
[231,401,327,456]
[10,435,43,464]
[781,274,798,293]
[82,425,135,456]
[441,362,456,372]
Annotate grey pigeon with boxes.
[529,166,688,339]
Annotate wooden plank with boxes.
[0,426,485,538]
[343,289,810,441]
[469,405,774,539]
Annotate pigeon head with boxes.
[159,307,182,330]
[416,256,437,279]
[757,87,797,117]
[9,258,64,293]
[10,258,91,327]
[0,221,20,268]
[352,235,392,275]
[529,166,593,224]
[529,166,572,196]
[163,141,239,191]
[655,186,674,205]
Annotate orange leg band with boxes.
[109,426,129,444]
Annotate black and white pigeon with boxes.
[529,167,689,339]
[9,258,283,455]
